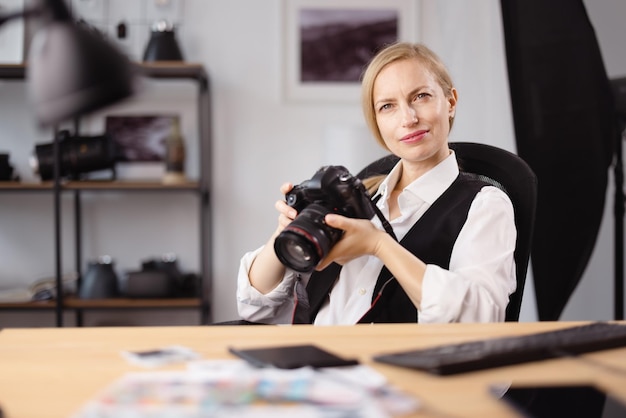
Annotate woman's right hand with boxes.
[273,182,298,234]
[248,182,298,294]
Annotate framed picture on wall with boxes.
[282,0,419,103]
[105,114,179,180]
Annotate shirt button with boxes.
[358,288,366,295]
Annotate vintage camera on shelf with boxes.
[120,253,199,298]
[30,130,117,181]
[273,165,376,273]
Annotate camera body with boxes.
[274,165,376,272]
[120,254,199,298]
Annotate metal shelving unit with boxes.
[0,62,212,326]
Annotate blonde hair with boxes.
[361,42,456,150]
[361,175,385,195]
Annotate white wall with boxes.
[0,0,624,326]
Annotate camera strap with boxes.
[371,194,398,241]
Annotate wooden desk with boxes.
[1,322,625,417]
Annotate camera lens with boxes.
[274,229,320,272]
[274,203,342,272]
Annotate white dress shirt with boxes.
[236,151,517,324]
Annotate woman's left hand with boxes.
[315,214,386,270]
[317,212,427,310]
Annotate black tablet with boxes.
[228,344,359,369]
[494,384,626,418]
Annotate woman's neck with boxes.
[395,148,451,190]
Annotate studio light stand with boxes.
[614,123,625,320]
[611,76,626,320]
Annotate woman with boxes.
[236,42,517,324]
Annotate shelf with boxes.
[136,62,207,82]
[0,180,201,192]
[64,180,201,191]
[65,297,202,309]
[0,300,56,309]
[0,62,207,82]
[0,182,53,191]
[0,297,201,310]
[0,64,25,79]
[0,61,212,326]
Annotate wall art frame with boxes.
[282,0,419,103]
[104,114,180,180]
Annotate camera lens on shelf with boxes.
[30,130,116,181]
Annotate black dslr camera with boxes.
[274,165,376,272]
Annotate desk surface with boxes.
[1,322,625,417]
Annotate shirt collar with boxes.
[376,150,460,205]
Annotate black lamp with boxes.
[142,20,184,62]
[1,0,135,126]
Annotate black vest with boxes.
[293,173,489,324]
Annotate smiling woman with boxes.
[362,43,457,168]
[366,44,457,182]
[236,41,518,327]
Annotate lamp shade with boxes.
[143,20,184,62]
[27,21,135,126]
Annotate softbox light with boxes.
[1,0,135,126]
[27,0,135,126]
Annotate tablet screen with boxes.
[496,384,626,418]
[229,344,359,369]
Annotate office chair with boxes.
[357,142,538,322]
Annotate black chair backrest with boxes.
[356,142,537,322]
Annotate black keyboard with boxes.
[373,322,626,375]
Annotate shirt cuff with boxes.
[236,246,298,323]
[418,264,470,323]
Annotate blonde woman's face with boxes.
[372,58,457,172]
